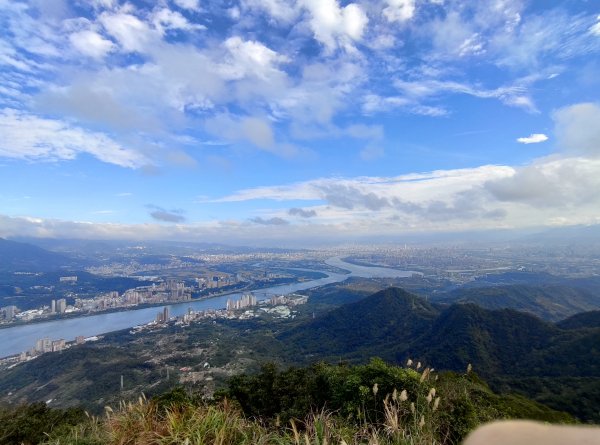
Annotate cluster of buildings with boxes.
[130,292,309,336]
[267,294,309,306]
[74,280,192,313]
[0,279,196,326]
[34,337,67,354]
[1,263,303,329]
[226,293,257,311]
[0,335,101,369]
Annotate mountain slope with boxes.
[277,287,600,421]
[435,285,600,321]
[413,304,560,375]
[280,287,439,361]
[558,310,600,329]
[281,287,600,379]
[0,238,72,272]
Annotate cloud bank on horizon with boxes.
[0,0,599,245]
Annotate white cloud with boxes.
[383,0,416,23]
[362,94,409,114]
[485,157,600,208]
[241,116,275,149]
[277,59,366,126]
[221,36,288,80]
[300,0,368,51]
[215,166,514,204]
[517,133,548,144]
[100,9,155,53]
[0,108,149,168]
[204,114,302,158]
[211,132,600,232]
[173,0,201,12]
[392,78,536,112]
[554,103,600,158]
[69,30,115,58]
[429,10,483,58]
[591,15,600,36]
[152,8,205,34]
[490,9,600,69]
[242,0,299,23]
[90,0,116,9]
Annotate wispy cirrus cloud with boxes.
[0,108,149,168]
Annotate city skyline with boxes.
[1,0,600,245]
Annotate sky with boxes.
[0,0,600,246]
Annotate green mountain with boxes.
[557,310,600,329]
[413,304,559,375]
[280,287,439,361]
[280,287,600,421]
[434,284,600,322]
[283,287,599,377]
[0,238,73,272]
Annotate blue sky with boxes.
[1,0,600,245]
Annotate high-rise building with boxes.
[57,298,67,313]
[51,299,56,313]
[51,339,65,352]
[226,293,257,311]
[35,337,52,353]
[1,305,17,319]
[156,307,170,323]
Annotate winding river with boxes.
[0,257,417,358]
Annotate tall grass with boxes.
[45,387,448,444]
[42,360,572,445]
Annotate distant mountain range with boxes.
[0,238,74,272]
[13,237,303,256]
[433,284,600,322]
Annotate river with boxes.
[0,257,416,358]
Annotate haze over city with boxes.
[1,0,599,245]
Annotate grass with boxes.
[40,360,575,445]
[44,398,442,445]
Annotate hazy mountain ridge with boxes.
[432,284,600,322]
[0,238,74,272]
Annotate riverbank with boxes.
[0,258,413,358]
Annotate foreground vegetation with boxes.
[1,359,574,445]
